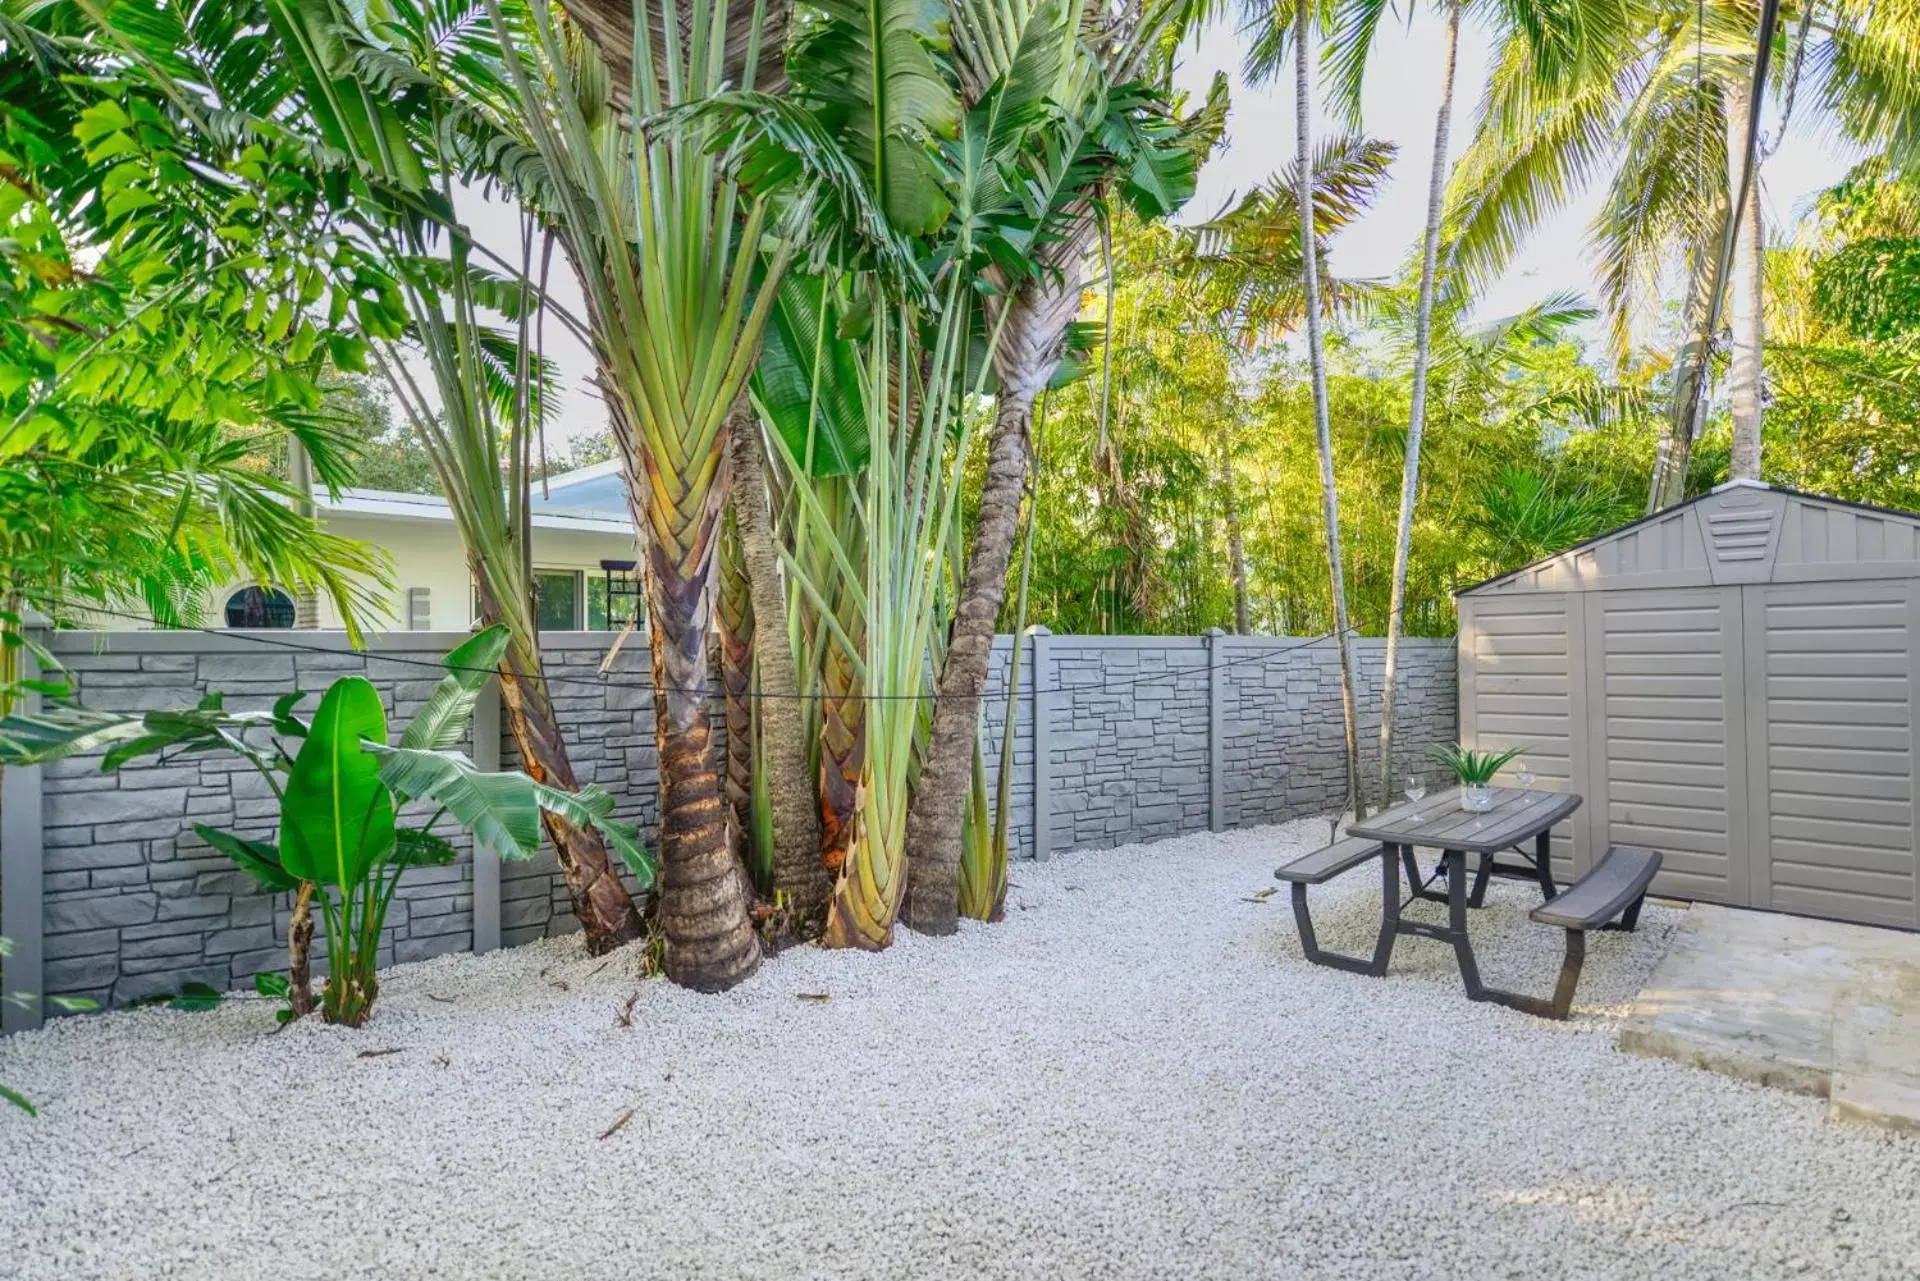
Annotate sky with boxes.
[469,9,1867,450]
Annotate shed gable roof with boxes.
[1460,481,1920,596]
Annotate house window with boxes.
[588,559,643,631]
[224,586,296,629]
[533,570,582,631]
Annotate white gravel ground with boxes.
[4,818,1918,1281]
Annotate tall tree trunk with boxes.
[902,270,1082,935]
[717,510,757,879]
[1649,229,1723,512]
[637,466,761,990]
[1724,75,1765,482]
[286,881,315,1019]
[816,584,865,883]
[287,439,321,629]
[483,610,646,954]
[1218,423,1251,634]
[1378,0,1459,806]
[725,402,829,919]
[1295,0,1365,818]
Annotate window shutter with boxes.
[407,586,432,631]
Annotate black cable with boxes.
[26,596,1396,706]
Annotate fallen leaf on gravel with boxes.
[1241,888,1277,903]
[426,994,455,1004]
[356,1048,404,1059]
[796,993,831,1003]
[598,1108,636,1140]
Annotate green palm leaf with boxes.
[193,824,300,892]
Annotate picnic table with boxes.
[1270,786,1579,1003]
[1276,785,1663,1018]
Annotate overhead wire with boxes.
[24,597,1399,707]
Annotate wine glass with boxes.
[1517,759,1536,792]
[1404,775,1427,804]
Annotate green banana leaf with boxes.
[393,826,459,866]
[530,780,657,888]
[398,624,510,751]
[279,677,395,890]
[373,745,542,862]
[193,824,300,892]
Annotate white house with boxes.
[199,461,643,634]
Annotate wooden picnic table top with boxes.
[1344,786,1582,856]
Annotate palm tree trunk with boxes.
[489,630,645,954]
[717,511,757,879]
[1295,0,1365,819]
[726,401,829,919]
[1649,230,1722,512]
[1218,423,1251,634]
[901,272,1079,935]
[287,439,321,628]
[1724,75,1765,482]
[639,500,762,990]
[1378,0,1459,806]
[899,388,1031,934]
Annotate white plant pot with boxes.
[1459,783,1495,813]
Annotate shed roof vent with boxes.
[1706,502,1776,562]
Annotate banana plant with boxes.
[0,627,652,1026]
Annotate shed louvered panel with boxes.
[1754,582,1918,928]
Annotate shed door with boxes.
[1589,587,1749,905]
[1747,580,1919,928]
[1460,593,1583,882]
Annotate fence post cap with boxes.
[1029,625,1052,636]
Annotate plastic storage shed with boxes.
[1457,479,1920,930]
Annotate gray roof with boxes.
[530,461,628,516]
[1461,480,1920,596]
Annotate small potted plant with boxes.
[1428,743,1525,812]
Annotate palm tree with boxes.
[1446,1,1920,509]
[492,0,812,988]
[1285,0,1366,818]
[901,0,1207,935]
[1300,0,1593,809]
[46,0,650,953]
[247,0,649,955]
[725,401,827,918]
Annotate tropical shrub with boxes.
[0,627,653,1026]
[1428,743,1526,785]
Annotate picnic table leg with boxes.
[1468,854,1493,907]
[1286,844,1400,977]
[1534,829,1558,900]
[1367,844,1401,976]
[1443,849,1486,999]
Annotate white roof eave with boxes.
[315,488,634,536]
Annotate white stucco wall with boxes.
[83,497,641,633]
[289,512,640,632]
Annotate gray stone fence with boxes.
[0,628,1456,1028]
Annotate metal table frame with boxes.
[1310,788,1585,1016]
